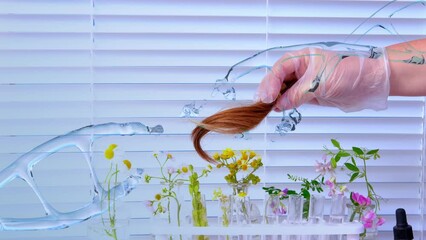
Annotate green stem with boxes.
[264,196,271,224]
[155,155,168,180]
[221,204,229,227]
[349,209,357,222]
[111,227,118,240]
[362,158,380,211]
[100,162,120,240]
[165,186,182,227]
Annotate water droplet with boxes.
[180,101,202,117]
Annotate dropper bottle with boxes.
[393,208,413,240]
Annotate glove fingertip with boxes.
[275,95,292,111]
[254,91,274,103]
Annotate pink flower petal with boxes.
[377,217,385,226]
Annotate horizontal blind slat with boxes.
[94,16,267,34]
[0,50,91,67]
[0,0,91,15]
[0,15,92,33]
[269,0,426,18]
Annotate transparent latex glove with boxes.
[256,47,390,112]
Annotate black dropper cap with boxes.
[393,208,413,240]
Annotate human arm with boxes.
[256,38,426,112]
[386,38,426,96]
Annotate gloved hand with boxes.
[256,47,390,112]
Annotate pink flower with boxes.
[167,166,176,174]
[377,216,385,226]
[361,210,376,229]
[314,155,334,176]
[280,188,288,197]
[270,201,287,215]
[360,196,372,206]
[273,206,287,215]
[144,200,154,213]
[325,179,336,196]
[351,192,371,206]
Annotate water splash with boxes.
[180,101,205,118]
[234,132,251,140]
[276,109,302,135]
[212,78,236,101]
[0,122,163,231]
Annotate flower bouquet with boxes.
[213,148,263,225]
[322,139,385,238]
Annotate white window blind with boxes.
[0,0,425,240]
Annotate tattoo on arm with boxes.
[402,55,425,65]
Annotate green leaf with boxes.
[331,139,341,149]
[373,153,380,160]
[349,172,359,182]
[367,149,379,155]
[287,190,298,195]
[351,157,356,165]
[352,147,364,155]
[338,151,351,157]
[334,154,341,163]
[301,189,310,199]
[344,163,359,172]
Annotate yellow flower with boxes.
[221,148,235,160]
[213,153,220,161]
[181,166,188,173]
[237,191,247,198]
[122,159,132,170]
[249,150,256,159]
[216,148,262,185]
[155,193,162,201]
[241,164,248,171]
[105,149,114,160]
[250,160,258,168]
[241,150,248,160]
[104,144,117,160]
[167,153,173,160]
[236,159,242,166]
